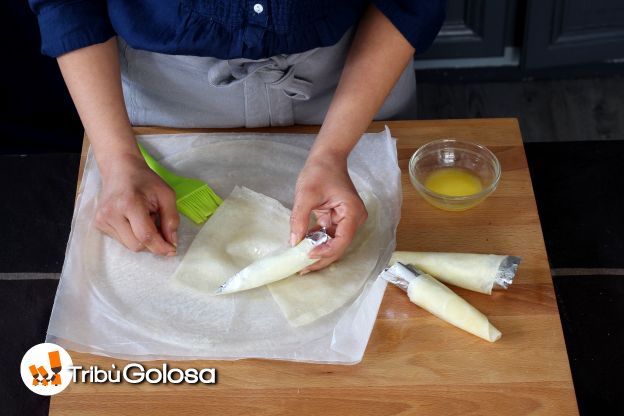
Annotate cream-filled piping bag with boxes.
[389,252,521,295]
[217,229,330,295]
[381,263,502,342]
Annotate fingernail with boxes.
[299,269,309,275]
[166,251,177,257]
[171,231,178,247]
[290,233,297,247]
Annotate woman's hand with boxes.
[95,154,179,256]
[290,154,368,273]
[287,5,414,272]
[57,39,179,254]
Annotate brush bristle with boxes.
[177,186,222,224]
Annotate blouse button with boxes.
[253,4,264,13]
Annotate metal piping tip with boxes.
[305,228,331,245]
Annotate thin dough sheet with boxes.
[171,186,381,327]
[171,186,291,294]
[268,191,381,326]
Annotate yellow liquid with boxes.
[424,167,483,196]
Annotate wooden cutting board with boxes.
[54,118,577,415]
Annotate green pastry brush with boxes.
[137,143,222,224]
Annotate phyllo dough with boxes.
[390,252,520,294]
[171,186,382,327]
[171,186,291,294]
[381,263,502,342]
[217,230,330,295]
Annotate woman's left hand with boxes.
[290,154,368,273]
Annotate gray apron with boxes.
[118,29,416,128]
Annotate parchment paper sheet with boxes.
[46,128,401,364]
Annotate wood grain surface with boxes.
[52,119,577,415]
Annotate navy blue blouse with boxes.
[29,1,445,59]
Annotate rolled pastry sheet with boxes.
[381,263,502,342]
[217,230,330,295]
[389,251,521,295]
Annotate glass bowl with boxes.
[408,139,501,211]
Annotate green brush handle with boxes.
[137,143,184,187]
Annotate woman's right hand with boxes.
[56,40,178,255]
[95,154,179,256]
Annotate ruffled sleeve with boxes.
[372,0,446,54]
[28,0,116,57]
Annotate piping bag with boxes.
[390,252,521,295]
[217,229,331,295]
[380,263,502,342]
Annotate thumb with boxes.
[290,190,317,247]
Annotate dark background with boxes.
[1,2,83,154]
[2,1,624,415]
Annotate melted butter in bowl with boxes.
[424,167,484,197]
[409,140,501,211]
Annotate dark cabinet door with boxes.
[416,0,507,59]
[524,0,624,68]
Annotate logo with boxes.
[20,343,73,396]
[21,343,217,393]
[68,364,217,384]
